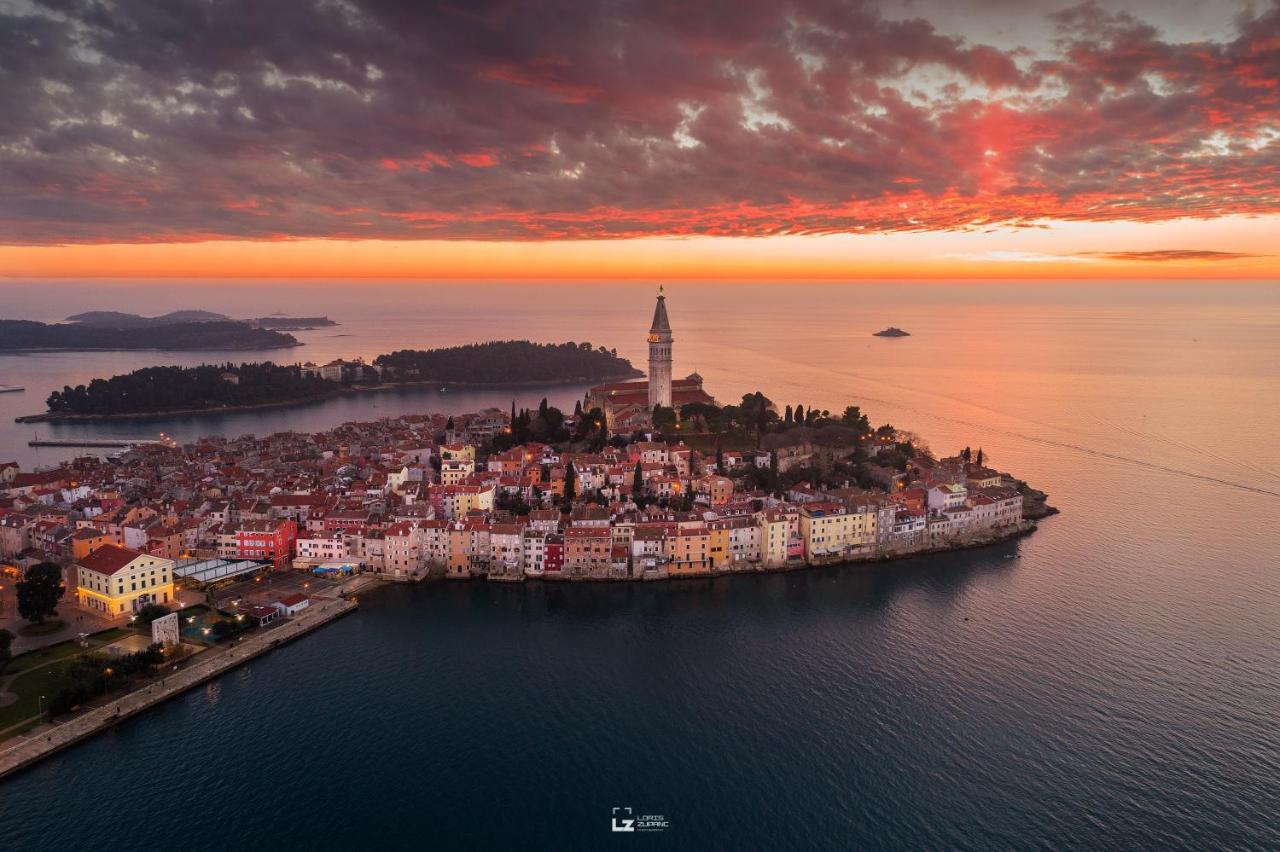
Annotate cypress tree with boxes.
[564,463,577,504]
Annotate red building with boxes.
[543,534,564,574]
[235,519,298,568]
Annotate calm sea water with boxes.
[0,280,1277,849]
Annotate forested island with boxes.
[38,363,336,417]
[65,310,336,330]
[0,319,298,351]
[18,341,640,421]
[375,341,641,385]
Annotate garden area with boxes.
[0,628,132,738]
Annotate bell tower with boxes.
[648,287,673,410]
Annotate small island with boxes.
[16,341,641,422]
[248,316,338,330]
[0,319,299,352]
[375,341,641,385]
[873,327,911,337]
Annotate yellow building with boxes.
[757,510,791,568]
[75,544,175,618]
[798,502,877,562]
[441,443,476,462]
[706,518,733,571]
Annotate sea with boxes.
[0,280,1277,850]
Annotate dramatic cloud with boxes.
[0,0,1277,244]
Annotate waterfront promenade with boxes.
[0,596,357,781]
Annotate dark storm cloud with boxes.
[0,0,1277,243]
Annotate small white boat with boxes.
[0,385,25,393]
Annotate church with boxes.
[586,288,715,434]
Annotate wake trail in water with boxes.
[1088,416,1280,484]
[706,341,1280,500]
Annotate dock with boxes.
[27,438,165,449]
[0,596,357,781]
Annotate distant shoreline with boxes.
[0,343,302,354]
[14,371,642,423]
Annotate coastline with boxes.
[13,371,643,424]
[0,343,302,354]
[0,596,359,782]
[0,517,1048,780]
[497,518,1043,584]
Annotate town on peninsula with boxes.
[0,291,1053,774]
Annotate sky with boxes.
[0,0,1277,279]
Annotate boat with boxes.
[0,385,25,393]
[872,327,910,338]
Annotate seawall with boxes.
[0,597,357,782]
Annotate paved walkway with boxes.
[0,597,357,781]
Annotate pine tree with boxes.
[976,447,985,466]
[632,461,644,496]
[784,404,793,425]
[794,404,804,424]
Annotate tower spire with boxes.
[647,288,673,410]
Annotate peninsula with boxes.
[0,293,1054,776]
[873,327,911,337]
[16,341,642,422]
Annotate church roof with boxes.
[650,291,671,333]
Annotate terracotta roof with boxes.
[78,543,145,576]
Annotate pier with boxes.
[27,438,165,448]
[0,596,357,781]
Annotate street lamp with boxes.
[38,694,45,720]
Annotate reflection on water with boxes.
[0,280,1276,848]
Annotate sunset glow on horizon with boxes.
[2,0,1278,280]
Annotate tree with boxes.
[976,447,985,466]
[445,416,454,431]
[133,603,170,625]
[0,628,13,673]
[563,463,577,504]
[16,561,64,626]
[961,446,972,463]
[652,405,677,433]
[715,441,724,472]
[574,399,583,416]
[784,404,793,425]
[841,406,871,434]
[794,404,804,424]
[633,461,644,496]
